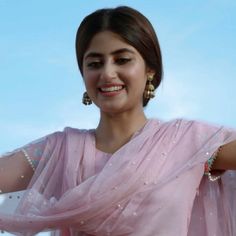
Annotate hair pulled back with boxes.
[76,6,163,106]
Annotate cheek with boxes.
[83,71,98,88]
[125,64,146,86]
[128,58,146,75]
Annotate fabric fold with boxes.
[0,119,235,236]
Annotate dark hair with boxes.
[75,6,163,106]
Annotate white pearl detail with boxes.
[117,204,123,210]
[22,149,36,172]
[80,220,85,225]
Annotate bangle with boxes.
[21,149,36,172]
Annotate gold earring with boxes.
[144,75,155,99]
[82,92,92,105]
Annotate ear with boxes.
[146,68,155,77]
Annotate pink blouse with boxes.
[95,150,112,174]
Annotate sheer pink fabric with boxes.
[0,119,236,236]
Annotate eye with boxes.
[116,58,132,65]
[86,61,103,69]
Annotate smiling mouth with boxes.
[99,85,125,93]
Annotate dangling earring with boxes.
[144,74,155,99]
[82,92,92,105]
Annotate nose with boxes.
[100,61,117,81]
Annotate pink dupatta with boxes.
[0,119,236,236]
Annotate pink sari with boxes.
[0,119,236,236]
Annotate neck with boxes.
[95,109,147,153]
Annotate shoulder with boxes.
[159,118,236,145]
[157,118,226,141]
[38,127,91,145]
[160,118,223,131]
[62,127,93,141]
[63,126,92,135]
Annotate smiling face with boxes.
[82,31,153,114]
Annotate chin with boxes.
[98,103,127,114]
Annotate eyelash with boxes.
[86,58,132,69]
[116,58,132,64]
[86,61,102,69]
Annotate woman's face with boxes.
[82,31,152,114]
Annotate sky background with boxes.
[0,0,235,235]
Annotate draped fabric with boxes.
[0,119,236,236]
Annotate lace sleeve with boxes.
[20,137,48,172]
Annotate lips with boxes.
[98,84,125,93]
[98,84,125,97]
[100,86,123,92]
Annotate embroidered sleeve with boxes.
[20,137,48,172]
[204,146,225,181]
[1,136,48,172]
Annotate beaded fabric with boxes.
[21,149,36,172]
[204,146,225,181]
[0,119,236,236]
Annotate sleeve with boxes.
[186,119,236,162]
[0,130,68,235]
[1,137,47,172]
[173,119,236,181]
[1,134,54,172]
[21,137,48,171]
[182,119,236,235]
[204,146,225,181]
[196,121,236,182]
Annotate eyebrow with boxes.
[84,48,135,60]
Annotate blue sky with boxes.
[0,0,235,152]
[0,1,235,235]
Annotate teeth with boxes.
[100,86,123,92]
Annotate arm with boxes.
[0,136,47,193]
[212,140,236,171]
[0,151,34,193]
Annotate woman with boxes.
[0,6,236,236]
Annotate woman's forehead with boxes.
[84,31,138,58]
